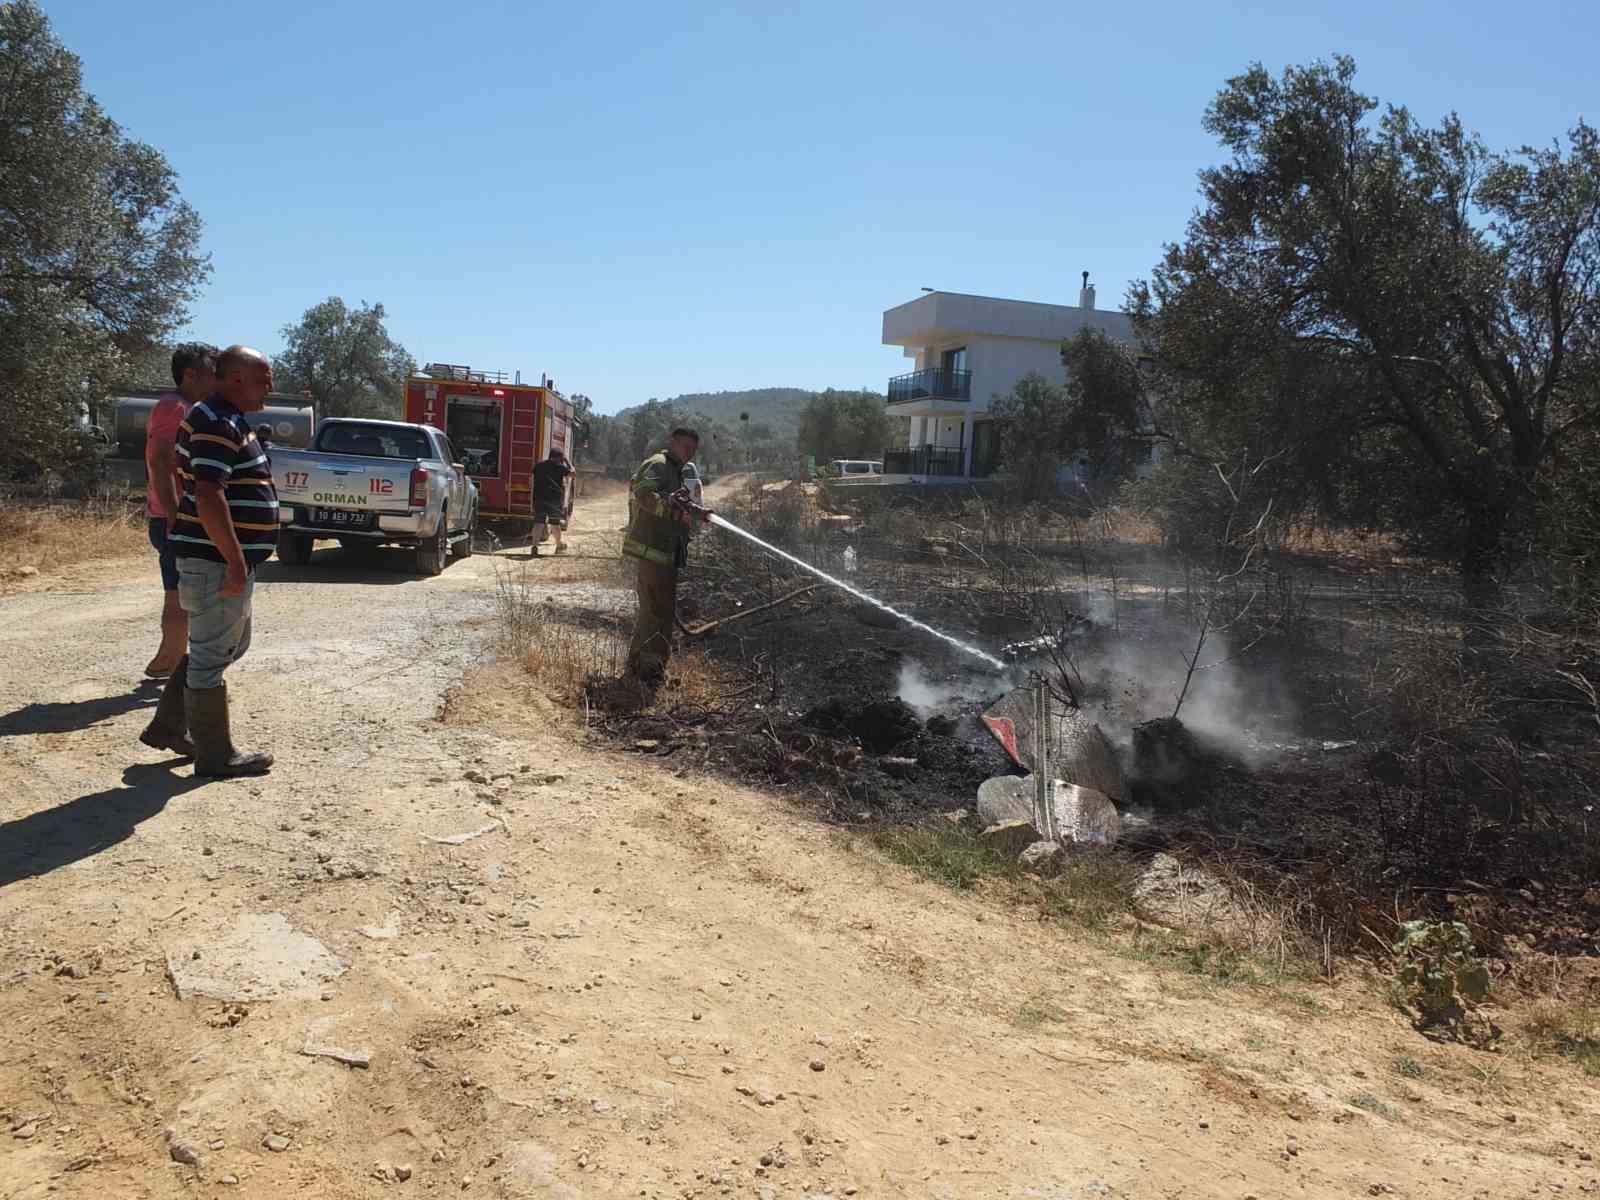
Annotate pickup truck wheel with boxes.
[278,532,314,566]
[416,515,449,576]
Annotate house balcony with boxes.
[886,367,972,415]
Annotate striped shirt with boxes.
[172,395,280,565]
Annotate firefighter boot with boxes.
[138,655,195,757]
[185,683,274,778]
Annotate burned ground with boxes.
[574,479,1600,980]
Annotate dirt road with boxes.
[1,484,1596,1199]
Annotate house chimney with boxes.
[1079,270,1096,310]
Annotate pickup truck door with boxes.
[438,433,467,532]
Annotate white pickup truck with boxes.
[271,418,478,575]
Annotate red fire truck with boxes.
[403,365,573,528]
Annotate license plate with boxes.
[310,508,374,530]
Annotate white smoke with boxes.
[896,661,1002,715]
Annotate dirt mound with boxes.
[803,697,921,752]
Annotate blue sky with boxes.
[49,0,1599,414]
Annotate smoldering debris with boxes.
[895,661,1006,716]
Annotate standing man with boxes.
[622,428,710,686]
[142,342,218,681]
[530,447,574,555]
[161,345,278,777]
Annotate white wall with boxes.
[966,335,1070,414]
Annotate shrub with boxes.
[1392,919,1491,1033]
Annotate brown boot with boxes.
[138,655,195,757]
[185,682,273,778]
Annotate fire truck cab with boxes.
[404,365,573,528]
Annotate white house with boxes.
[879,276,1151,481]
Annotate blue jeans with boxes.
[147,517,179,591]
[176,559,253,690]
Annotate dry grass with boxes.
[493,562,734,720]
[1361,619,1493,738]
[0,495,147,580]
[1522,1001,1600,1076]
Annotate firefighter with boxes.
[622,427,710,686]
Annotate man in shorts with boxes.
[530,448,574,556]
[143,342,218,680]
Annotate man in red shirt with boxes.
[143,343,217,681]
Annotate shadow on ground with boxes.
[0,679,161,738]
[255,545,430,585]
[0,763,208,889]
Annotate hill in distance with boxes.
[612,387,823,438]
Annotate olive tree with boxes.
[1133,56,1600,638]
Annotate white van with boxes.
[829,459,883,478]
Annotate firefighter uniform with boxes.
[622,449,689,681]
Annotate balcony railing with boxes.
[887,367,972,406]
[882,445,967,476]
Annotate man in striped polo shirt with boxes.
[144,345,279,778]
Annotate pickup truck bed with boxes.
[271,418,478,576]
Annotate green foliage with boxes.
[639,388,811,439]
[1135,55,1600,623]
[1348,1092,1398,1119]
[988,374,1070,500]
[273,298,414,419]
[796,389,892,463]
[1391,919,1491,1030]
[0,0,208,477]
[986,332,1154,501]
[1392,1055,1425,1079]
[591,389,818,474]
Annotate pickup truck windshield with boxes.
[317,423,432,460]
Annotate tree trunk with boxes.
[1460,505,1506,653]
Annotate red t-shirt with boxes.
[145,392,190,518]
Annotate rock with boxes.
[1019,841,1064,875]
[926,714,957,736]
[1133,853,1253,936]
[167,1136,202,1166]
[982,687,1126,799]
[981,819,1041,855]
[464,769,489,784]
[165,913,348,1002]
[1051,781,1121,846]
[880,756,918,778]
[357,912,402,940]
[396,1164,413,1182]
[221,1174,239,1186]
[957,1127,978,1140]
[634,740,661,752]
[263,1133,291,1153]
[16,565,38,578]
[977,775,1033,827]
[810,1059,826,1072]
[301,1040,372,1069]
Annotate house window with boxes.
[940,347,967,374]
[1133,443,1153,465]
